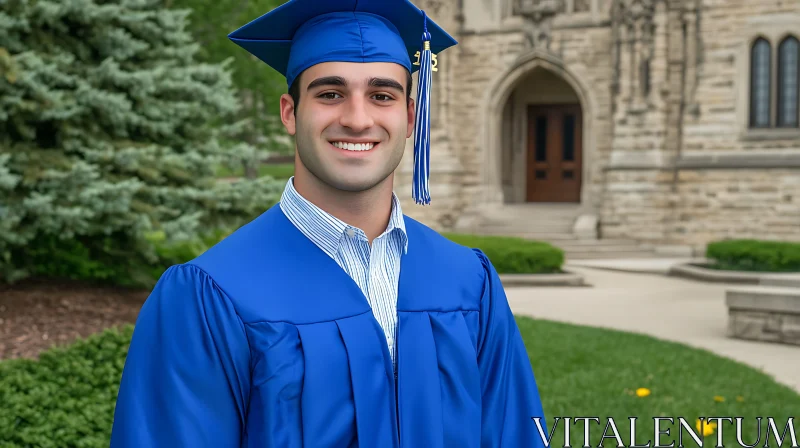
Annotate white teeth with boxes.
[332,142,375,151]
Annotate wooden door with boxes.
[526,104,583,202]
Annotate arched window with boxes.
[777,35,799,127]
[749,38,771,127]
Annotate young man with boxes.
[110,1,548,446]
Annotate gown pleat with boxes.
[396,311,444,448]
[242,321,304,448]
[296,321,356,447]
[336,313,399,448]
[428,311,482,444]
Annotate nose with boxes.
[339,96,374,132]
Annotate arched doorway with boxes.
[500,68,583,203]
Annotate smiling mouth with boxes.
[330,141,378,152]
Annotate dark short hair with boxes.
[288,69,413,115]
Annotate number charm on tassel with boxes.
[413,51,438,72]
[412,12,435,205]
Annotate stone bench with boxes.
[760,275,800,288]
[725,286,800,346]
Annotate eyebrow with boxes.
[305,76,405,94]
[306,76,347,91]
[368,77,405,94]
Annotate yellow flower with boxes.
[696,419,717,437]
[636,388,651,397]
[736,396,745,402]
[713,395,725,402]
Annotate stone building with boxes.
[395,0,800,257]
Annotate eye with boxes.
[318,92,342,100]
[372,94,394,102]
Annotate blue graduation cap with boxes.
[228,0,458,205]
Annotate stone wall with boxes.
[671,0,800,248]
[601,0,800,248]
[450,31,524,205]
[682,0,800,152]
[671,169,800,250]
[598,169,675,242]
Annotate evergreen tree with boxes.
[0,0,284,285]
[165,0,292,178]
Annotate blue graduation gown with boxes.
[110,205,547,447]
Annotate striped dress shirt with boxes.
[279,177,408,368]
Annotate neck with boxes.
[292,164,395,245]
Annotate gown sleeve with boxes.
[110,263,252,447]
[473,249,548,448]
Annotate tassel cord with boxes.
[412,13,433,205]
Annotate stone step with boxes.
[481,215,577,223]
[480,208,581,223]
[474,232,580,241]
[481,218,575,230]
[558,244,648,253]
[495,204,582,211]
[565,251,661,260]
[480,225,575,233]
[553,239,642,248]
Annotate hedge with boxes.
[0,326,132,447]
[443,233,564,274]
[705,239,800,272]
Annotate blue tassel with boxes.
[412,12,433,205]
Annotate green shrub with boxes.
[259,163,295,180]
[145,227,233,281]
[18,233,159,288]
[705,239,800,272]
[16,227,235,288]
[443,233,563,274]
[0,326,133,447]
[215,162,295,180]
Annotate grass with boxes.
[520,317,800,447]
[1,317,798,447]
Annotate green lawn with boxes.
[520,317,800,447]
[1,318,797,447]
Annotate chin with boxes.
[327,175,388,193]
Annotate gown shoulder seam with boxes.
[180,262,254,362]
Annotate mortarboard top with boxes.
[227,0,457,87]
[228,0,458,205]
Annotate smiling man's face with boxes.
[280,61,415,194]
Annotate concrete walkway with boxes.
[506,265,800,393]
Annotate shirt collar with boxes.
[279,177,408,257]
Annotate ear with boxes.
[280,93,297,135]
[406,97,415,139]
